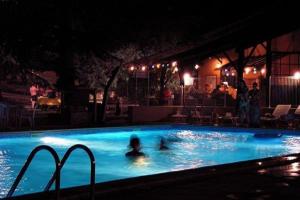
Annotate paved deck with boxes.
[98,157,300,200]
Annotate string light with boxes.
[152,65,155,69]
[253,67,257,74]
[130,66,135,71]
[141,66,146,71]
[194,64,200,70]
[156,64,161,69]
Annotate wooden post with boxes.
[266,40,272,107]
[236,47,245,112]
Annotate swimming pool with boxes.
[1,125,300,198]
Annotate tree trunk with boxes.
[99,66,121,123]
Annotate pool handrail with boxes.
[44,144,96,200]
[6,145,61,199]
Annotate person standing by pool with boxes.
[29,83,39,109]
[237,79,249,126]
[125,135,145,157]
[248,82,260,127]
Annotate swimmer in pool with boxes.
[159,137,169,150]
[125,135,145,157]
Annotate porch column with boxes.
[236,47,245,112]
[265,40,272,107]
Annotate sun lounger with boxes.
[260,104,291,127]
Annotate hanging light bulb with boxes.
[130,66,135,71]
[194,64,200,70]
[253,67,257,74]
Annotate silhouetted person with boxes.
[248,82,260,127]
[125,135,145,157]
[159,137,169,150]
[237,79,249,125]
[211,85,224,106]
[30,83,38,108]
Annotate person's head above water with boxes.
[126,135,145,157]
[128,135,141,151]
[159,137,169,150]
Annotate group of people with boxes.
[237,80,261,127]
[125,135,169,158]
[29,83,56,109]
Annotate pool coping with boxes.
[1,124,300,137]
[5,152,300,200]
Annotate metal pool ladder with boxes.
[6,144,96,200]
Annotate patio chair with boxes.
[291,105,300,129]
[260,104,291,127]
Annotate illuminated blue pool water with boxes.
[1,125,300,198]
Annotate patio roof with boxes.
[130,1,300,66]
[220,53,287,70]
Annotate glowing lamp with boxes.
[216,63,222,69]
[294,71,300,80]
[141,66,146,71]
[194,64,200,70]
[244,67,251,74]
[183,73,193,86]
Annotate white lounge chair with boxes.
[294,105,300,116]
[261,104,291,127]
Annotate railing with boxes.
[44,144,96,200]
[6,145,61,199]
[6,144,96,200]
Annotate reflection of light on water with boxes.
[133,157,150,167]
[289,162,300,172]
[284,138,300,152]
[181,142,198,151]
[171,159,203,172]
[177,130,194,139]
[40,137,80,146]
[0,152,14,197]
